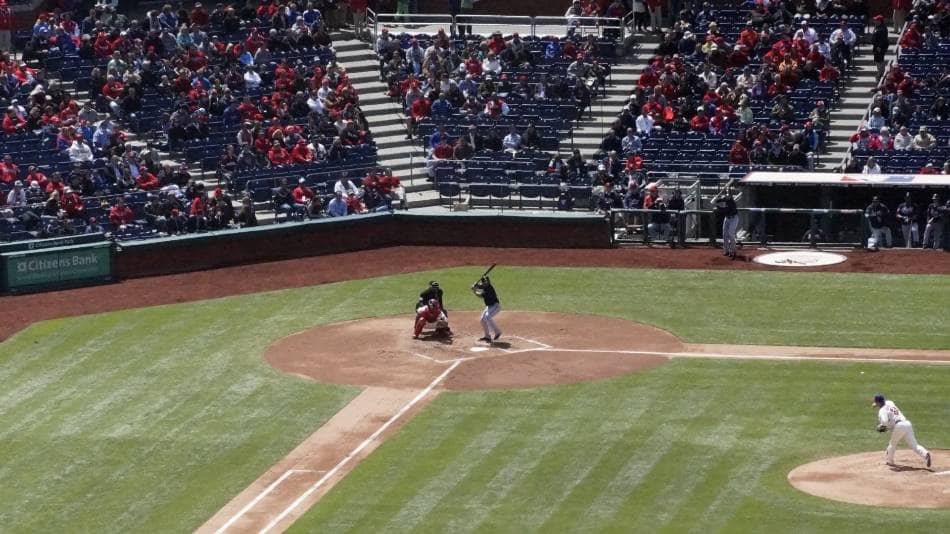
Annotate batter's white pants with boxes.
[481,303,501,337]
[722,215,738,254]
[886,421,929,464]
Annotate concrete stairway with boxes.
[820,31,902,170]
[332,36,436,208]
[569,33,662,158]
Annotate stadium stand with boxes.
[0,1,386,243]
[845,2,950,176]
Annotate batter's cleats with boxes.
[493,332,502,340]
[478,336,492,343]
[926,452,932,468]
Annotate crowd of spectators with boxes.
[0,0,388,241]
[374,10,619,190]
[584,0,865,225]
[843,0,950,178]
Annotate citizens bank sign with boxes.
[3,243,112,292]
[17,254,101,272]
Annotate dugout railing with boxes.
[609,208,869,248]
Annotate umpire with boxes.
[418,281,446,314]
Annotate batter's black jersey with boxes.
[478,281,499,306]
[715,195,738,217]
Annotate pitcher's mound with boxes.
[265,311,683,390]
[788,450,950,508]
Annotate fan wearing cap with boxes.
[872,394,931,468]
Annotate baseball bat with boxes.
[472,263,496,288]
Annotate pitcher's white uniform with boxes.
[877,399,930,466]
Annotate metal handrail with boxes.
[370,13,624,39]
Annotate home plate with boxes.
[470,347,490,352]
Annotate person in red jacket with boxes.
[405,96,430,140]
[290,140,313,163]
[190,2,210,25]
[26,166,48,189]
[899,22,923,49]
[109,196,135,227]
[136,171,161,190]
[690,107,709,132]
[189,192,208,231]
[268,143,291,166]
[0,154,18,184]
[729,139,749,164]
[2,108,25,133]
[61,188,84,218]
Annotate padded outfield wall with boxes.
[114,212,612,279]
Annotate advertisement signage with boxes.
[3,243,113,293]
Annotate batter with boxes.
[472,276,502,343]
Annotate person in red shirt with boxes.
[899,22,923,49]
[486,32,506,55]
[638,65,659,88]
[919,163,938,174]
[819,64,839,82]
[432,141,454,159]
[190,2,210,25]
[0,154,18,184]
[268,143,291,166]
[405,97,430,140]
[26,166,48,189]
[293,178,315,205]
[2,108,25,133]
[61,188,84,218]
[45,173,66,196]
[186,194,207,231]
[690,108,709,132]
[93,32,114,58]
[109,196,135,227]
[136,171,161,190]
[729,140,749,164]
[290,140,313,163]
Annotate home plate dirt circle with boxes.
[265,311,683,390]
[788,450,950,508]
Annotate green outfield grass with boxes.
[0,267,948,533]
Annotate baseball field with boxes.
[2,263,950,533]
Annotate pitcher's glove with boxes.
[877,425,888,433]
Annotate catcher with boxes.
[413,298,451,339]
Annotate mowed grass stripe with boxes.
[0,314,131,417]
[11,315,257,531]
[598,383,746,530]
[452,386,596,534]
[283,401,491,531]
[343,408,494,532]
[476,378,673,532]
[395,391,591,534]
[383,403,534,531]
[533,374,681,533]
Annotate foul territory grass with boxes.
[0,267,947,532]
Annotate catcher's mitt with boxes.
[876,425,888,433]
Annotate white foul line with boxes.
[933,470,950,476]
[491,347,950,366]
[257,359,462,534]
[213,469,313,534]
